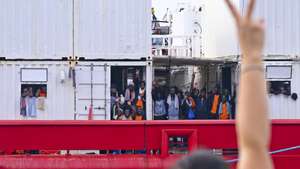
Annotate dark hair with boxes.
[172,150,229,169]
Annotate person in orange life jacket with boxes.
[135,107,144,121]
[138,81,146,104]
[136,94,145,119]
[125,83,136,105]
[218,96,231,120]
[209,87,221,119]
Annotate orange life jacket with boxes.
[211,95,220,114]
[135,115,143,121]
[220,103,229,120]
[136,99,143,108]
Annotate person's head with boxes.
[153,80,158,88]
[222,96,227,103]
[170,87,176,95]
[22,88,28,97]
[124,108,131,117]
[117,108,123,116]
[28,87,33,97]
[223,89,229,96]
[193,88,200,96]
[172,150,229,169]
[111,85,117,94]
[213,87,219,94]
[140,81,145,89]
[152,8,155,15]
[200,89,206,98]
[184,91,190,98]
[128,83,134,90]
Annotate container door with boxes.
[75,64,109,120]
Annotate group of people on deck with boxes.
[111,81,146,121]
[152,82,236,120]
[111,79,236,121]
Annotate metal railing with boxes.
[226,145,300,163]
[152,34,203,58]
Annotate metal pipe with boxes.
[226,145,300,164]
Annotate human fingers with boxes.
[246,0,256,20]
[224,0,241,24]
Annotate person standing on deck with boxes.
[167,87,180,120]
[209,87,221,119]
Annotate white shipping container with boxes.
[0,62,74,120]
[235,60,300,119]
[0,0,151,59]
[0,61,153,120]
[202,0,300,58]
[266,61,300,119]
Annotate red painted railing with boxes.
[0,120,299,169]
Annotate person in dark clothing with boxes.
[152,80,163,101]
[197,89,209,119]
[231,90,237,119]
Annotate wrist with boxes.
[241,53,263,65]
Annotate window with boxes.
[268,81,291,95]
[266,65,292,79]
[168,136,189,155]
[21,68,48,82]
[21,84,47,97]
[20,84,47,118]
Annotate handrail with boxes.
[226,145,300,163]
[152,34,203,58]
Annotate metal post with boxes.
[146,61,153,120]
[104,64,108,120]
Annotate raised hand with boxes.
[224,0,265,64]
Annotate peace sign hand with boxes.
[224,0,265,64]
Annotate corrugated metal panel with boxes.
[241,0,300,56]
[74,0,151,59]
[0,0,73,59]
[203,0,300,58]
[268,61,300,119]
[0,62,74,120]
[202,0,240,58]
[0,0,151,59]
